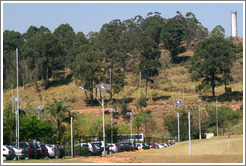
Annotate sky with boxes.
[2,1,244,38]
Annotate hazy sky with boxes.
[2,2,244,38]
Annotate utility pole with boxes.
[109,67,112,104]
[188,112,191,155]
[216,100,218,136]
[177,105,180,142]
[71,116,73,157]
[16,48,20,158]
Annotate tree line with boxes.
[4,11,221,101]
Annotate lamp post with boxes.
[127,112,134,142]
[80,84,110,157]
[108,108,116,144]
[11,97,22,160]
[34,106,44,120]
[216,100,218,136]
[173,99,183,142]
[197,100,202,140]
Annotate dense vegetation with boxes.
[3,11,243,144]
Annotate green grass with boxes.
[5,135,243,163]
[107,135,243,163]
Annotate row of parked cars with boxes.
[75,141,176,156]
[3,142,64,161]
[3,141,175,160]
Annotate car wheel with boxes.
[109,151,114,154]
[13,156,17,160]
[3,156,7,161]
[24,156,29,160]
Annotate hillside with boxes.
[3,45,243,136]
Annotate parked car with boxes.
[135,143,144,150]
[76,143,101,156]
[116,143,134,152]
[107,143,118,154]
[12,145,29,160]
[28,142,43,159]
[57,144,64,158]
[3,145,16,160]
[90,142,109,155]
[45,144,60,159]
[37,144,49,159]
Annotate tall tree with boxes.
[139,37,161,99]
[189,35,235,98]
[46,99,72,139]
[3,30,24,90]
[159,18,185,62]
[54,24,75,67]
[22,32,64,89]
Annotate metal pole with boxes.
[71,116,73,157]
[216,100,218,136]
[177,105,180,142]
[102,90,106,156]
[227,133,230,154]
[109,67,112,104]
[140,71,142,97]
[199,107,201,140]
[111,111,113,144]
[130,117,133,141]
[16,48,20,160]
[188,112,191,155]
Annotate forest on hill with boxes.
[3,11,243,143]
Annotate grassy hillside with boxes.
[3,46,243,136]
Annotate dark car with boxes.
[90,142,109,155]
[12,145,30,160]
[57,144,64,158]
[38,144,49,159]
[28,142,43,159]
[116,143,134,152]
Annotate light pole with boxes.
[173,99,183,142]
[80,84,110,157]
[34,106,44,120]
[188,111,191,155]
[108,108,116,144]
[71,116,73,158]
[127,112,134,142]
[11,97,22,160]
[216,100,218,136]
[197,100,202,140]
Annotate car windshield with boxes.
[6,145,14,151]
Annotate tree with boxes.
[54,24,75,67]
[210,25,225,37]
[139,37,161,99]
[159,18,185,62]
[3,30,24,90]
[22,32,64,89]
[3,100,16,144]
[189,35,235,98]
[93,19,128,100]
[46,99,72,139]
[141,12,165,44]
[19,114,55,140]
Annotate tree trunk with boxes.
[145,80,148,100]
[57,120,60,136]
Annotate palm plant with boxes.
[46,98,72,138]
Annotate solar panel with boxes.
[108,108,116,112]
[95,84,110,90]
[11,97,22,102]
[35,106,44,110]
[173,99,183,105]
[127,112,134,115]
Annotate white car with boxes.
[135,143,144,150]
[107,143,118,154]
[45,144,59,159]
[3,145,16,161]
